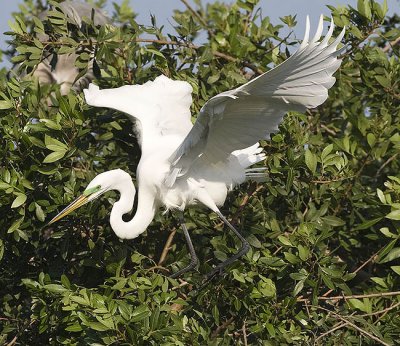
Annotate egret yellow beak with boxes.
[48,194,89,225]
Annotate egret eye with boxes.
[83,185,102,196]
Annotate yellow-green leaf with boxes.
[11,194,27,208]
[43,151,66,163]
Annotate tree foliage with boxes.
[1,0,400,344]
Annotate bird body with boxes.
[83,78,266,221]
[50,16,346,277]
[25,1,111,94]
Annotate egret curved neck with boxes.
[109,183,156,240]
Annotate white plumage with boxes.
[50,16,345,278]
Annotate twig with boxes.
[158,228,177,266]
[321,249,380,298]
[317,307,390,346]
[298,291,400,303]
[311,175,355,184]
[6,336,17,346]
[231,184,263,222]
[35,37,264,75]
[211,316,235,338]
[171,280,190,291]
[242,321,248,346]
[359,301,400,318]
[375,153,399,178]
[180,0,209,30]
[339,317,389,346]
[382,36,400,53]
[320,124,337,136]
[314,321,349,343]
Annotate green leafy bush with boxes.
[1,0,399,344]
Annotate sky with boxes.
[0,0,398,67]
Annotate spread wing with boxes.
[83,76,195,143]
[167,15,345,184]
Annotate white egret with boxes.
[30,1,110,94]
[49,16,345,278]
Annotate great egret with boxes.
[49,16,345,278]
[29,1,110,94]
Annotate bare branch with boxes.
[298,291,400,303]
[382,36,400,53]
[158,227,177,266]
[211,316,235,338]
[180,0,209,30]
[314,322,349,343]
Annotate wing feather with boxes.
[167,16,345,185]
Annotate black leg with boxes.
[170,213,199,278]
[204,211,250,281]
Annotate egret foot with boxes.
[203,211,250,282]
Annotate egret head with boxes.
[48,169,131,225]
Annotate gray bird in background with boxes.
[32,1,110,94]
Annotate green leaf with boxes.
[65,324,82,332]
[367,133,376,147]
[379,247,400,263]
[321,216,346,227]
[293,280,304,296]
[247,234,262,248]
[232,269,246,283]
[349,298,367,312]
[284,252,300,264]
[8,217,23,233]
[305,149,317,174]
[35,203,45,222]
[391,266,400,275]
[375,75,390,88]
[278,235,293,246]
[377,189,386,204]
[88,322,110,331]
[11,194,27,208]
[298,245,310,261]
[353,217,382,231]
[386,210,400,220]
[0,100,12,109]
[321,144,333,160]
[43,284,68,293]
[357,0,372,19]
[131,305,151,322]
[43,151,66,163]
[45,135,68,151]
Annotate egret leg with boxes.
[205,211,250,280]
[170,213,199,278]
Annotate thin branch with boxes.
[317,307,390,346]
[158,227,177,266]
[6,336,17,346]
[242,321,248,346]
[211,316,235,338]
[314,322,349,343]
[298,291,400,303]
[382,36,400,53]
[311,175,355,184]
[180,0,209,30]
[338,317,389,346]
[35,37,264,75]
[320,124,337,136]
[171,280,190,291]
[321,249,380,298]
[359,301,400,318]
[375,153,399,178]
